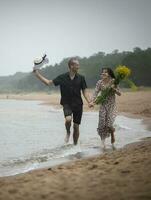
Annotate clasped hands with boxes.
[88,101,95,108]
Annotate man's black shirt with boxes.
[53,72,87,107]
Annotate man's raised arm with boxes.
[33,69,53,86]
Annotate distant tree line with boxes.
[0,47,150,93]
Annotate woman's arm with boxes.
[33,69,53,86]
[111,84,121,96]
[114,88,121,96]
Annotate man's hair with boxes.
[68,58,78,68]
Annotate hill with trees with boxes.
[0,47,150,93]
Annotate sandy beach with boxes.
[1,90,151,116]
[0,90,151,200]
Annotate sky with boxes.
[0,0,151,76]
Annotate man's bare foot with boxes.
[112,143,116,150]
[64,134,70,143]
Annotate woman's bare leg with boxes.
[111,127,115,144]
[101,138,106,149]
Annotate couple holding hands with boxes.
[33,57,121,149]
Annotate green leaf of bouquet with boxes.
[123,79,138,91]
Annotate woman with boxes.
[90,68,121,149]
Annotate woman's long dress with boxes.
[93,80,117,140]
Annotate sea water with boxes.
[0,99,150,177]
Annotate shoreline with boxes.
[0,138,151,200]
[0,90,151,199]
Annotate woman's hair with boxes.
[101,67,115,79]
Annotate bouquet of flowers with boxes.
[95,65,137,105]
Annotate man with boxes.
[33,58,91,145]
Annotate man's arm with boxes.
[82,89,92,106]
[33,69,53,86]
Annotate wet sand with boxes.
[0,90,151,200]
